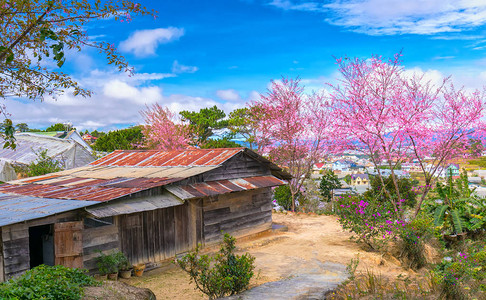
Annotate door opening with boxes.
[29,224,54,268]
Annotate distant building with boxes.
[332,160,357,172]
[82,133,98,145]
[445,164,460,178]
[350,174,369,185]
[0,132,96,172]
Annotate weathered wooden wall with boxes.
[118,199,202,266]
[82,221,119,272]
[203,152,271,181]
[1,211,79,280]
[203,187,272,243]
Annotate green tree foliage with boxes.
[89,130,106,138]
[319,170,342,201]
[15,123,29,132]
[200,138,241,149]
[180,105,229,145]
[431,170,486,234]
[26,149,63,177]
[92,126,143,152]
[45,123,73,132]
[0,119,15,149]
[343,174,351,185]
[177,233,255,300]
[0,265,99,299]
[0,0,155,149]
[227,107,259,150]
[273,185,296,211]
[363,175,418,208]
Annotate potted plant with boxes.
[97,251,119,281]
[133,263,145,277]
[115,251,132,279]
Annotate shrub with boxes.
[176,233,255,300]
[96,251,120,275]
[0,265,99,300]
[26,149,63,177]
[433,245,486,299]
[273,185,293,211]
[335,194,403,251]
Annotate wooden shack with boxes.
[0,148,290,280]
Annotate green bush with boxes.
[176,233,255,300]
[96,251,120,275]
[0,265,99,300]
[273,185,293,211]
[26,149,63,177]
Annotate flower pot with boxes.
[94,274,107,281]
[107,273,118,281]
[133,264,145,277]
[119,269,132,279]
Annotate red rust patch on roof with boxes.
[91,148,243,167]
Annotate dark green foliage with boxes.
[45,123,74,132]
[200,138,241,149]
[180,105,228,144]
[88,130,106,138]
[343,174,351,185]
[399,225,427,270]
[115,251,131,271]
[0,118,16,149]
[363,175,418,208]
[0,264,99,300]
[92,126,143,152]
[26,149,63,177]
[227,107,258,150]
[273,185,294,211]
[15,123,29,132]
[96,251,123,275]
[319,170,342,201]
[176,233,255,300]
[431,170,485,234]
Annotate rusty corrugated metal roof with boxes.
[0,175,181,202]
[165,176,286,200]
[90,148,244,167]
[0,194,98,227]
[0,148,291,225]
[85,192,183,218]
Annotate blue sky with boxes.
[7,0,486,131]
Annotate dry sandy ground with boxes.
[125,212,415,299]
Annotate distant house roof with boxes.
[0,133,94,168]
[0,148,290,226]
[447,163,460,169]
[314,163,325,169]
[82,134,98,141]
[351,174,369,180]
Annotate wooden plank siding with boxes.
[118,200,202,266]
[82,221,120,272]
[203,187,273,243]
[203,152,271,182]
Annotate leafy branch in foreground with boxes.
[176,233,255,300]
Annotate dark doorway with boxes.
[29,224,54,268]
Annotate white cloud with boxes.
[119,27,184,57]
[171,60,198,74]
[269,0,486,35]
[3,68,248,131]
[102,80,162,105]
[216,89,241,101]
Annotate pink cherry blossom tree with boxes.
[250,78,335,211]
[140,103,193,151]
[329,53,485,219]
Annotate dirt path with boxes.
[126,212,413,299]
